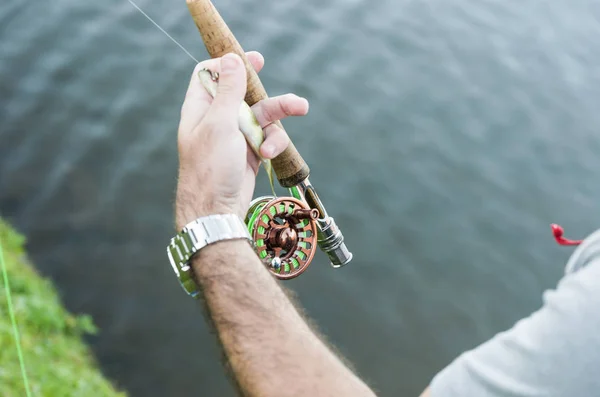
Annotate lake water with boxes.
[2,0,600,395]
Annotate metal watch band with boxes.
[167,214,253,298]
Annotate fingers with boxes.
[184,51,264,112]
[180,51,264,134]
[208,54,247,126]
[252,94,309,128]
[189,50,263,90]
[180,51,301,163]
[184,59,218,103]
[251,94,310,158]
[260,124,291,159]
[246,51,265,74]
[247,145,261,175]
[179,64,214,138]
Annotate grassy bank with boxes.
[0,218,126,397]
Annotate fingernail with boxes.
[221,53,239,72]
[301,97,309,109]
[262,143,274,157]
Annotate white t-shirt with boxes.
[430,229,600,397]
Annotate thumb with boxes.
[211,53,247,117]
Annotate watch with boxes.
[167,213,253,298]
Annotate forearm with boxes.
[192,239,376,397]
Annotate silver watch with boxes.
[167,214,253,298]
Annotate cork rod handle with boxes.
[186,0,310,187]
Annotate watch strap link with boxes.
[167,214,252,298]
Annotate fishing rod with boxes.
[185,0,353,279]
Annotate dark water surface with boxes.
[3,0,600,395]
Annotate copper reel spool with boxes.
[245,197,319,279]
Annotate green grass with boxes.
[0,218,126,397]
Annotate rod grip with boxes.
[186,0,310,187]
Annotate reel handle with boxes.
[186,0,310,187]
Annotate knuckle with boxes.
[217,82,234,95]
[260,102,275,124]
[279,94,295,115]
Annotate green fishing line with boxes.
[0,233,32,397]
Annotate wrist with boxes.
[191,239,254,279]
[167,213,254,298]
[175,188,242,231]
[175,202,236,231]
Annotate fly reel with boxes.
[245,196,319,279]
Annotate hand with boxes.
[175,52,309,230]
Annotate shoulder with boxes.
[564,227,600,274]
[429,228,600,397]
[555,227,600,310]
[523,227,600,326]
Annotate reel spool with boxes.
[245,196,319,279]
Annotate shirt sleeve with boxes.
[430,231,600,397]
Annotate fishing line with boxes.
[0,233,32,397]
[0,5,197,395]
[127,0,200,63]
